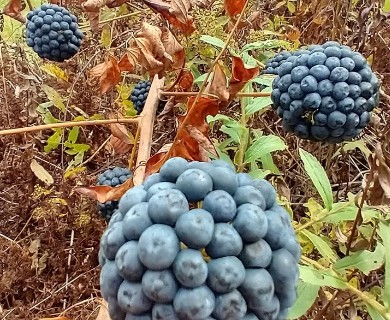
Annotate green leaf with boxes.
[384,0,390,12]
[194,72,213,85]
[365,303,388,320]
[334,243,385,275]
[101,24,112,49]
[199,35,225,49]
[287,1,296,13]
[301,230,338,263]
[44,130,63,153]
[378,221,390,308]
[245,96,273,115]
[287,280,319,319]
[241,39,291,52]
[67,126,79,145]
[252,76,275,87]
[220,124,247,144]
[299,148,333,211]
[41,84,66,112]
[249,168,272,179]
[299,265,347,289]
[244,135,287,163]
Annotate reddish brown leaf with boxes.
[86,11,100,31]
[3,0,25,23]
[118,52,137,72]
[205,63,229,102]
[89,55,121,94]
[145,97,220,176]
[108,119,134,154]
[143,0,196,36]
[75,176,134,202]
[177,70,194,91]
[224,0,246,17]
[228,56,259,101]
[186,124,218,157]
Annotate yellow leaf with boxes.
[41,84,66,112]
[30,159,54,185]
[64,166,87,180]
[40,64,69,82]
[287,1,295,13]
[306,197,323,218]
[101,24,112,49]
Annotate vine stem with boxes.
[159,91,271,98]
[301,256,390,319]
[0,118,140,136]
[193,0,251,107]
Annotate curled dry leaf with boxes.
[89,55,121,94]
[161,27,186,71]
[224,0,246,17]
[145,96,220,176]
[205,63,229,102]
[109,119,134,154]
[143,0,196,36]
[110,135,133,154]
[366,132,390,205]
[3,0,25,23]
[177,70,194,91]
[228,56,259,101]
[191,0,215,8]
[30,159,54,185]
[75,176,134,202]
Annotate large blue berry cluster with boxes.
[270,41,380,143]
[97,167,132,221]
[25,4,84,62]
[98,157,301,320]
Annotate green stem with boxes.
[301,256,390,319]
[236,96,248,173]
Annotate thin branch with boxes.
[160,91,271,98]
[0,118,140,136]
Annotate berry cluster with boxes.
[269,41,380,143]
[97,167,132,221]
[99,157,300,320]
[129,80,166,115]
[263,50,310,76]
[25,4,84,62]
[129,80,152,114]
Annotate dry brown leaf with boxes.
[177,70,194,91]
[75,176,134,202]
[157,96,177,118]
[40,317,71,320]
[143,0,196,36]
[118,50,138,72]
[110,136,133,154]
[109,120,134,154]
[205,63,229,102]
[191,0,215,8]
[161,27,186,71]
[89,55,121,94]
[145,97,220,176]
[186,124,218,157]
[3,0,25,23]
[30,159,54,185]
[366,129,390,205]
[228,56,259,101]
[224,0,246,17]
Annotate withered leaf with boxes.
[161,27,186,71]
[205,63,229,102]
[110,135,133,154]
[186,124,218,157]
[3,0,25,23]
[75,176,134,202]
[89,55,121,94]
[177,70,194,91]
[145,97,220,176]
[224,0,246,17]
[228,56,259,101]
[143,0,196,36]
